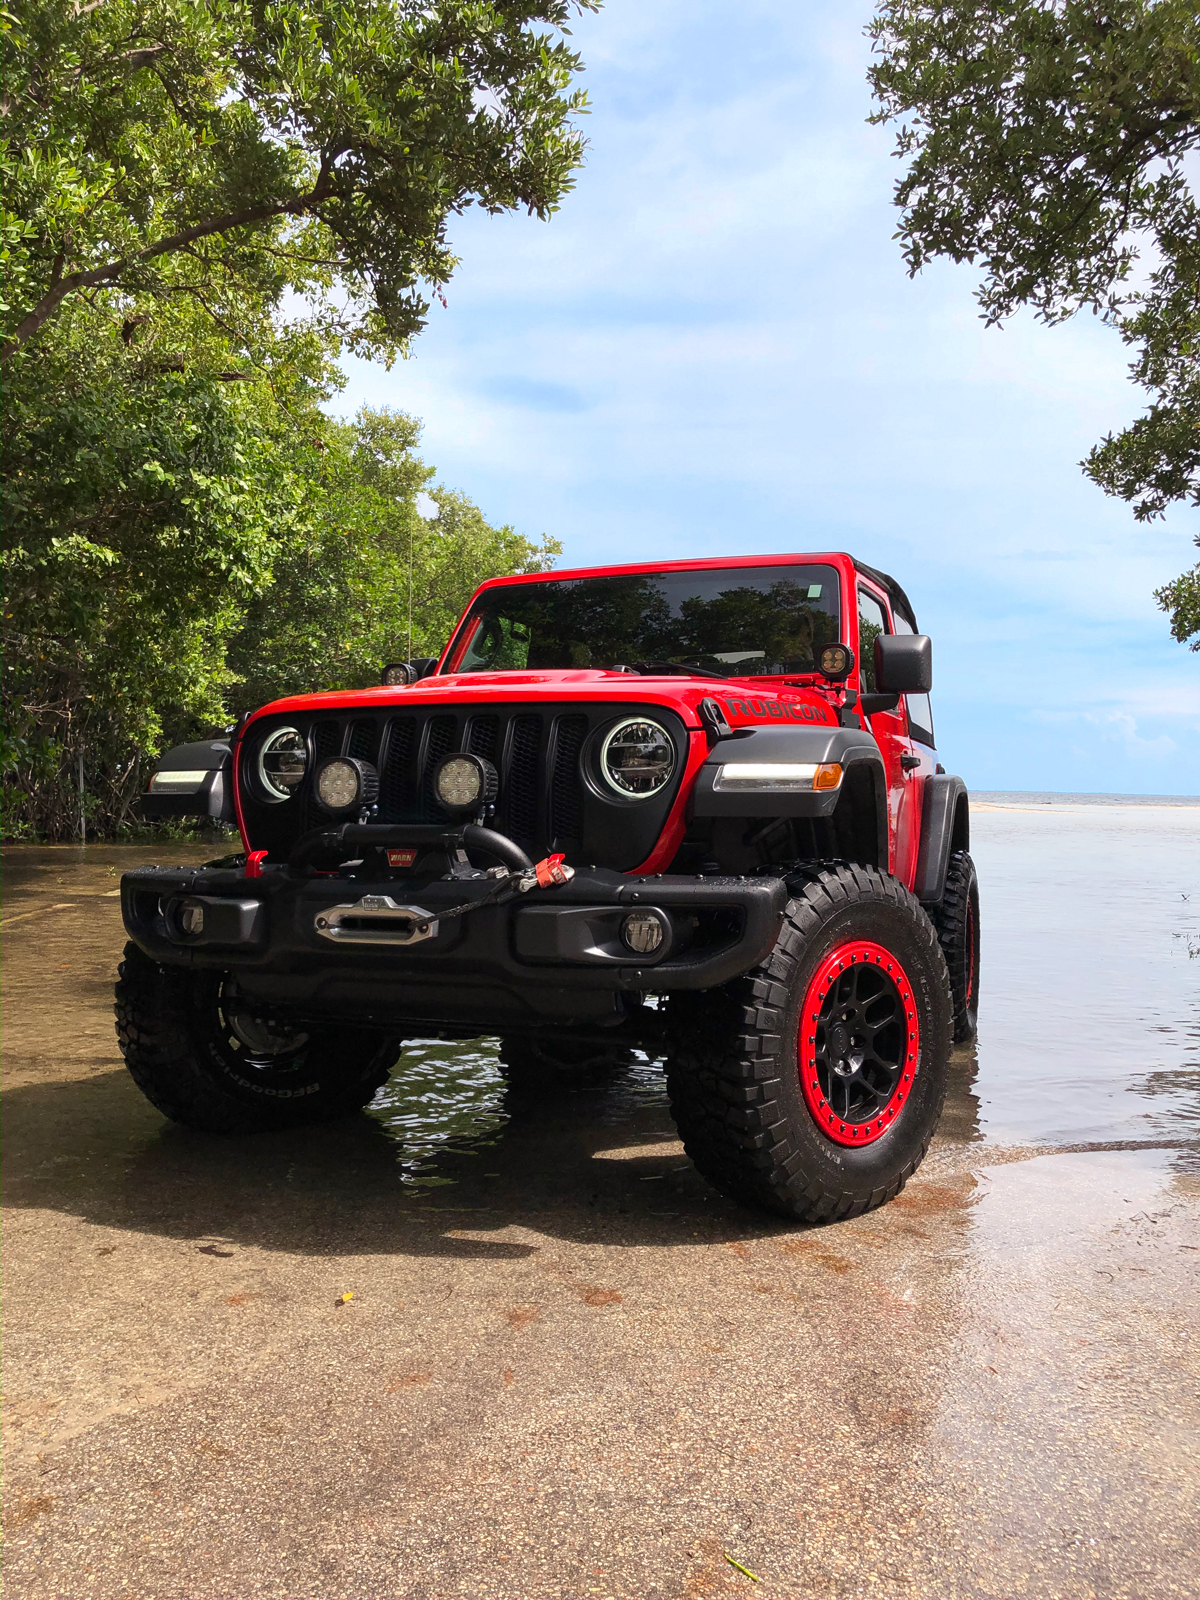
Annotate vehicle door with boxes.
[857,584,919,884]
[890,610,937,887]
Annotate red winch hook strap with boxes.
[533,852,573,889]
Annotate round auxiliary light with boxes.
[621,909,667,956]
[314,756,379,814]
[381,661,416,686]
[432,752,498,818]
[258,726,308,802]
[818,642,855,682]
[600,718,675,799]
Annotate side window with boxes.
[857,589,889,693]
[892,613,936,748]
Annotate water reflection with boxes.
[369,1044,509,1187]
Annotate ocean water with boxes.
[967,794,1198,1146]
[3,794,1197,1174]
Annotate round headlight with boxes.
[600,718,675,799]
[258,726,307,802]
[314,757,378,813]
[432,753,498,817]
[818,642,855,681]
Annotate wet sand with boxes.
[2,803,1198,1599]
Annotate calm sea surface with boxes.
[3,795,1196,1171]
[966,795,1198,1146]
[368,793,1200,1171]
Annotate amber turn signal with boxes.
[813,763,842,791]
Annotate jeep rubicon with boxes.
[115,552,978,1221]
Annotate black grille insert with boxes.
[240,701,687,870]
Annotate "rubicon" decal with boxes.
[720,697,832,724]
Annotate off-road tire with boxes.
[665,863,953,1222]
[114,942,399,1133]
[932,850,980,1044]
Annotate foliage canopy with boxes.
[869,0,1200,645]
[2,299,558,839]
[1,0,595,361]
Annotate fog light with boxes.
[431,752,498,818]
[621,909,667,955]
[314,756,378,813]
[179,901,204,937]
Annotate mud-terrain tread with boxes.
[933,849,979,1044]
[666,862,952,1223]
[114,942,395,1134]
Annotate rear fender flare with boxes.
[915,774,970,904]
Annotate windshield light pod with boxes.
[818,643,855,681]
[600,718,675,799]
[431,752,498,818]
[713,761,843,792]
[314,756,379,814]
[258,726,308,802]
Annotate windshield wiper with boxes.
[627,660,730,681]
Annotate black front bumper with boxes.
[120,859,787,1030]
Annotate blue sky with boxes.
[337,0,1199,796]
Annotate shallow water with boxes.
[370,797,1200,1168]
[4,798,1195,1172]
[970,800,1199,1146]
[3,804,1197,1597]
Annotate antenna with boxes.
[406,499,413,662]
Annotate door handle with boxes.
[900,754,921,771]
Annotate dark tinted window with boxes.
[447,565,841,678]
[892,613,935,747]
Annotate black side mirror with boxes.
[875,634,932,695]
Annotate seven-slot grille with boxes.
[287,704,592,860]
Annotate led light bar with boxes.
[713,761,843,792]
[149,770,209,794]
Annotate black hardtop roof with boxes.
[854,560,918,631]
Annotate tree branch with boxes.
[1,172,337,361]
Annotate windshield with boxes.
[445,564,841,678]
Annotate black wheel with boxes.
[114,942,399,1133]
[665,863,953,1222]
[498,1032,636,1086]
[932,850,980,1044]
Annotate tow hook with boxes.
[523,853,574,891]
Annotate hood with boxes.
[243,669,840,733]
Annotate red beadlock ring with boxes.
[797,939,919,1147]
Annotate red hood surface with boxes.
[242,668,840,732]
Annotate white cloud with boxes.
[336,0,1200,796]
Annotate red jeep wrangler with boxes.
[116,553,978,1221]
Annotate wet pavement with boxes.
[2,801,1197,1599]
